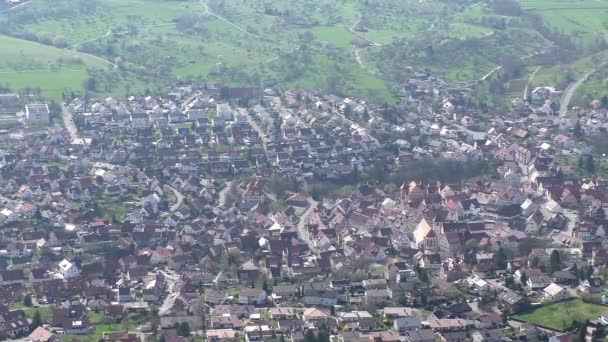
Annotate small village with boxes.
[0,78,606,342]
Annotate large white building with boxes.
[58,259,80,279]
[25,103,51,125]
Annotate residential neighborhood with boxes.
[0,81,607,342]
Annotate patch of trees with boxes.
[388,157,496,185]
[485,0,521,16]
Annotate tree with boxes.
[578,320,588,342]
[585,155,595,174]
[23,293,33,307]
[419,269,430,283]
[304,329,316,342]
[550,249,561,273]
[177,322,191,337]
[520,271,528,286]
[573,121,583,139]
[578,156,585,170]
[29,310,42,331]
[496,247,508,269]
[464,239,479,252]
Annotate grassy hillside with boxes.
[0,35,110,98]
[0,0,607,103]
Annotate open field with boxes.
[520,0,608,46]
[0,35,110,98]
[513,299,607,331]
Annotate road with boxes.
[246,114,268,151]
[61,103,79,141]
[217,180,235,207]
[559,68,596,117]
[164,185,184,212]
[296,198,319,252]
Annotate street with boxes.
[61,103,79,141]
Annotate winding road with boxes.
[165,185,185,212]
[558,62,608,117]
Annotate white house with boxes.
[239,288,266,305]
[58,259,80,279]
[543,283,566,302]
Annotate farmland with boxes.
[0,0,607,103]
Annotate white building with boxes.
[58,259,80,279]
[25,103,51,125]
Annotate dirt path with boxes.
[0,0,31,14]
[200,1,270,42]
[523,66,542,100]
[68,30,112,49]
[351,2,482,77]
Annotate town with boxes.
[0,78,606,342]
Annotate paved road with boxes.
[217,180,235,207]
[559,68,596,117]
[165,185,184,212]
[246,114,268,151]
[61,103,79,141]
[296,198,319,252]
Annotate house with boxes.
[207,329,238,342]
[272,285,299,301]
[405,329,436,342]
[382,307,422,320]
[393,317,422,333]
[340,311,377,332]
[269,307,297,320]
[498,290,526,312]
[302,282,338,306]
[365,289,391,306]
[117,287,134,302]
[57,259,80,279]
[424,319,470,332]
[303,308,335,328]
[103,331,141,342]
[553,270,578,287]
[29,326,57,342]
[239,288,266,305]
[472,329,505,342]
[286,193,310,208]
[543,283,566,301]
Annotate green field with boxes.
[520,0,608,46]
[0,0,607,103]
[513,299,607,331]
[0,35,110,98]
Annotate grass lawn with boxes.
[311,26,357,49]
[23,306,54,322]
[513,299,608,331]
[62,312,148,342]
